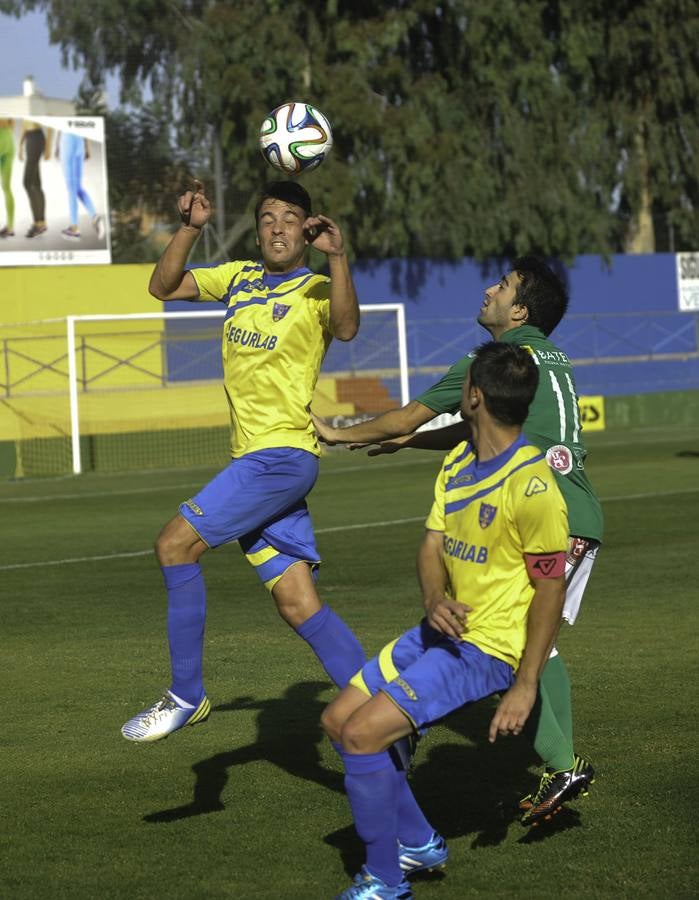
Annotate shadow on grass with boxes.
[517,807,582,843]
[324,699,566,876]
[144,682,577,856]
[143,680,341,823]
[439,700,584,848]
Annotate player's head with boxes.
[478,256,568,338]
[461,341,539,427]
[511,256,568,335]
[254,181,312,222]
[255,181,313,273]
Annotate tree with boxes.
[556,0,699,253]
[5,0,697,260]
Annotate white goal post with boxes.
[66,303,409,474]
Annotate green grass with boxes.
[2,426,699,899]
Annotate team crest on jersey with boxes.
[525,476,548,496]
[566,536,590,566]
[546,444,573,475]
[272,302,291,321]
[478,503,497,528]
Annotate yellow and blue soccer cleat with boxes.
[398,831,448,875]
[335,866,412,900]
[121,691,211,742]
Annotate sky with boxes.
[0,9,120,106]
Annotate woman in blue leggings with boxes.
[56,130,104,240]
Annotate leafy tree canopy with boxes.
[5,0,697,261]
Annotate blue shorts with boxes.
[179,448,321,591]
[350,619,515,731]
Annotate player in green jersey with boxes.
[313,257,600,825]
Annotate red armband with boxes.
[524,551,566,579]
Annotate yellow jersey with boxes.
[191,261,332,457]
[426,434,568,668]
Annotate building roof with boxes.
[0,76,75,115]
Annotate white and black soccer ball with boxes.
[259,102,333,175]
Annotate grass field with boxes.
[2,425,698,899]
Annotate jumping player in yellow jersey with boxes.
[121,180,365,742]
[322,342,569,899]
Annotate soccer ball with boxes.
[259,102,333,175]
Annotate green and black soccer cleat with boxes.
[520,755,595,826]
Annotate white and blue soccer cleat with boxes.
[121,691,211,742]
[398,831,448,875]
[335,866,412,900]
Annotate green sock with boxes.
[524,656,575,773]
[541,654,574,748]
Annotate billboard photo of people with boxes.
[0,115,110,266]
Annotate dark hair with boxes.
[254,181,312,222]
[512,256,568,336]
[468,341,539,426]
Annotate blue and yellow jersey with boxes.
[190,261,332,458]
[426,434,568,668]
[415,325,603,541]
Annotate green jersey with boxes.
[415,325,603,541]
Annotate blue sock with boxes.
[395,770,434,847]
[339,748,402,887]
[295,605,365,688]
[162,563,206,706]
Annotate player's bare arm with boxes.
[305,214,359,341]
[488,573,566,742]
[418,529,471,640]
[149,180,212,301]
[312,399,435,446]
[365,419,468,457]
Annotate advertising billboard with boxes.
[676,251,699,311]
[0,115,110,266]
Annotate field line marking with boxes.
[0,516,426,570]
[0,458,437,504]
[0,482,208,504]
[2,487,697,572]
[0,549,153,570]
[601,487,699,501]
[316,516,424,534]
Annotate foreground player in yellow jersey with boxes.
[321,342,569,899]
[122,180,365,742]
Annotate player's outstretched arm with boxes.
[365,420,468,456]
[149,180,212,301]
[488,574,565,743]
[304,214,359,341]
[312,399,435,447]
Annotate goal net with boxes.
[0,305,408,477]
